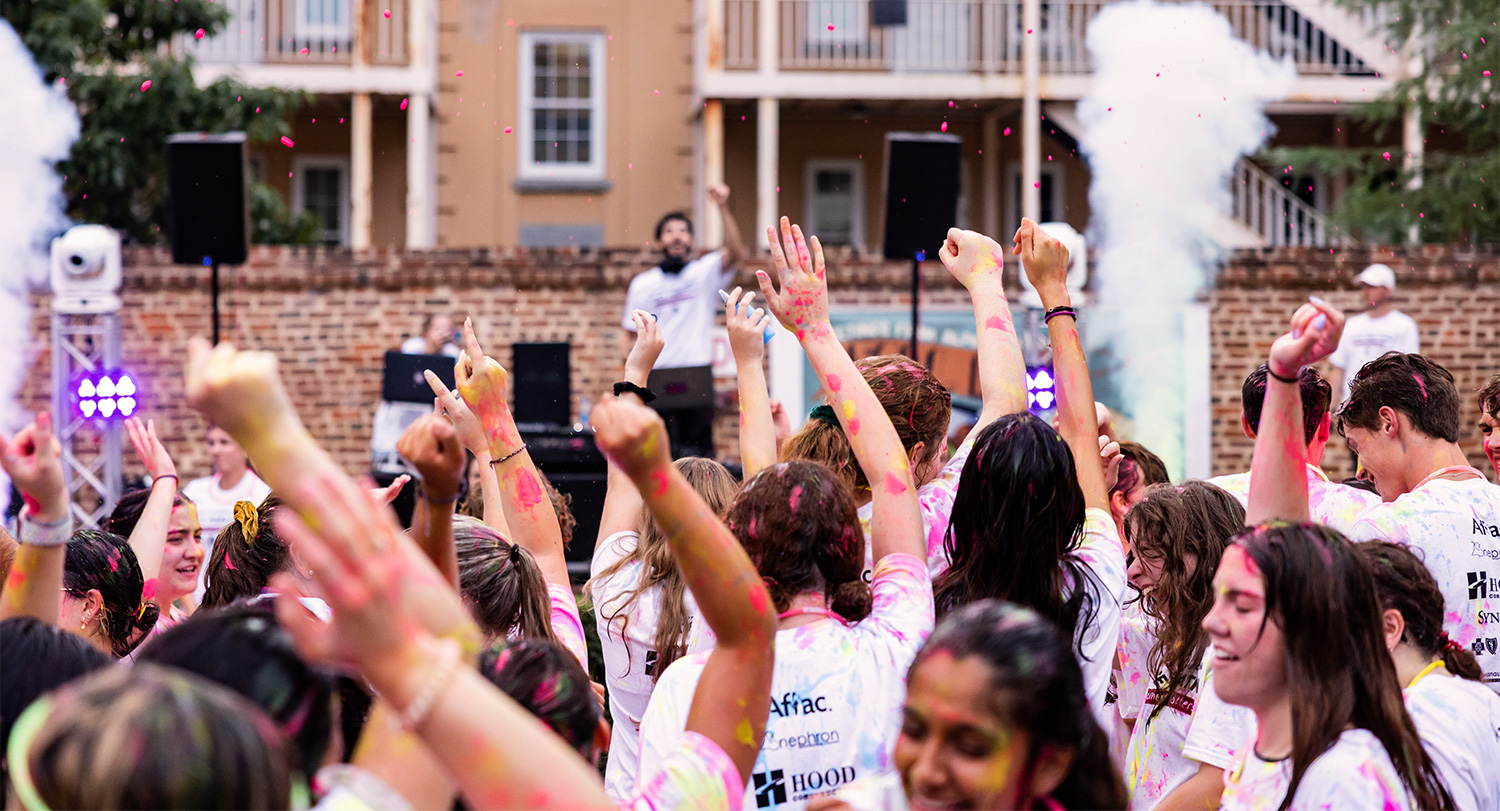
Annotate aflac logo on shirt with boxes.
[768,691,832,718]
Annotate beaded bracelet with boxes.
[397,637,463,732]
[18,511,74,547]
[489,444,527,467]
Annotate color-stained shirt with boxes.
[1075,507,1129,733]
[624,731,744,811]
[637,554,935,811]
[1126,647,1255,810]
[825,771,909,811]
[592,530,716,802]
[1110,601,1158,766]
[1346,472,1500,693]
[1208,464,1380,536]
[548,582,588,669]
[1219,728,1411,811]
[857,430,976,580]
[1403,671,1500,811]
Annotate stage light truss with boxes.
[50,312,123,529]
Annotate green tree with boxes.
[2,0,315,245]
[1269,0,1497,245]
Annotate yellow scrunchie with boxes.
[233,500,259,545]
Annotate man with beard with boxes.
[620,184,746,456]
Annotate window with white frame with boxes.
[804,160,864,248]
[519,32,606,182]
[291,157,349,245]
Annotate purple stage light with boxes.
[1026,365,1056,414]
[74,370,140,421]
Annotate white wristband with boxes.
[18,511,74,547]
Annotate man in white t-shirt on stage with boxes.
[1328,263,1419,411]
[621,184,746,457]
[1336,352,1500,694]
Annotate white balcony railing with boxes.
[1232,158,1343,247]
[724,0,1382,76]
[181,0,409,66]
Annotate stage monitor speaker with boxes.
[881,133,962,261]
[167,132,249,266]
[871,0,908,26]
[511,342,571,428]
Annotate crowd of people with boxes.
[1,215,1498,811]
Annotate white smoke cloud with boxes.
[1077,0,1293,477]
[0,21,80,511]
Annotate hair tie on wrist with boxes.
[1266,366,1301,385]
[808,404,840,427]
[1043,305,1077,324]
[489,445,527,467]
[233,500,259,545]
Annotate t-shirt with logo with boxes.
[1403,671,1500,811]
[1112,600,1159,765]
[622,250,736,370]
[856,430,976,580]
[1219,728,1411,810]
[592,530,717,802]
[1072,507,1129,734]
[1346,473,1500,693]
[1328,310,1420,404]
[1208,464,1380,536]
[636,553,934,811]
[1126,646,1255,810]
[623,731,744,811]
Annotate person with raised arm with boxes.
[723,288,778,477]
[589,310,741,801]
[637,217,930,810]
[396,410,467,587]
[0,413,70,629]
[929,218,1126,732]
[109,417,204,629]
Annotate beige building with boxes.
[189,0,1413,252]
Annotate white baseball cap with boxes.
[1355,263,1396,290]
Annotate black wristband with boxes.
[613,381,656,403]
[1043,305,1077,324]
[1266,366,1301,384]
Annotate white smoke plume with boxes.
[0,21,80,510]
[1077,0,1293,477]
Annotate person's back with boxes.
[1404,669,1500,810]
[1328,264,1419,407]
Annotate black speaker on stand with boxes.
[882,133,962,360]
[167,132,250,344]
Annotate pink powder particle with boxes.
[280,136,295,148]
[1003,127,1011,136]
[940,121,948,132]
[827,23,834,30]
[139,80,151,91]
[1382,151,1391,160]
[503,126,513,134]
[383,8,391,17]
[400,98,408,110]
[194,28,205,39]
[455,70,464,77]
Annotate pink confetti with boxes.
[194,28,205,39]
[400,98,408,110]
[383,8,391,17]
[503,126,513,133]
[827,23,834,30]
[1026,28,1033,33]
[300,47,308,55]
[1034,182,1040,188]
[940,121,948,132]
[280,136,295,148]
[1002,127,1011,136]
[1485,71,1493,77]
[139,80,151,91]
[455,70,463,77]
[1382,151,1391,160]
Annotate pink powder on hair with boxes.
[789,484,803,511]
[1413,373,1428,400]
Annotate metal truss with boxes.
[50,312,121,529]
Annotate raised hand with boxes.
[184,339,299,442]
[125,417,176,481]
[756,216,830,340]
[1013,218,1070,306]
[0,413,67,521]
[724,287,774,365]
[1269,296,1345,378]
[591,396,673,482]
[397,414,466,504]
[1100,434,1123,494]
[707,183,731,207]
[424,371,488,460]
[453,318,519,458]
[938,227,1007,291]
[371,474,410,506]
[623,310,664,385]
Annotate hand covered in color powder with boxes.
[724,287,773,365]
[125,417,176,481]
[623,310,664,384]
[591,396,672,482]
[425,370,489,459]
[1269,296,1345,378]
[757,216,830,339]
[0,412,67,521]
[397,413,466,503]
[938,227,1007,291]
[1013,218,1070,303]
[454,319,518,456]
[184,339,298,443]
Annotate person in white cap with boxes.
[1328,263,1420,410]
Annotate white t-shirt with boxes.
[621,250,735,369]
[1346,473,1500,693]
[1126,646,1255,810]
[592,530,717,802]
[1073,507,1130,733]
[1328,310,1420,403]
[623,731,744,811]
[1208,464,1381,536]
[637,553,934,811]
[1110,601,1158,767]
[856,430,976,580]
[183,471,272,601]
[1219,728,1412,810]
[1403,671,1500,811]
[398,337,461,358]
[548,582,588,669]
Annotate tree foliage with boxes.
[1267,0,1497,245]
[2,0,314,244]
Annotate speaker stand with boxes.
[910,254,922,360]
[210,260,221,345]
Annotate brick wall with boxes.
[16,244,1497,489]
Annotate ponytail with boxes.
[1437,630,1484,681]
[455,517,559,645]
[1361,541,1484,682]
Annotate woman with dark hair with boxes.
[62,529,159,657]
[1211,298,1452,810]
[1360,540,1500,810]
[7,664,294,810]
[0,617,111,760]
[454,515,564,649]
[1121,481,1253,810]
[930,220,1126,731]
[637,218,932,809]
[199,494,298,609]
[477,638,607,762]
[817,600,1128,811]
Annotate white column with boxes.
[981,110,1001,237]
[351,91,373,250]
[1021,0,1041,222]
[704,99,726,247]
[756,96,779,242]
[406,93,433,248]
[1403,102,1423,244]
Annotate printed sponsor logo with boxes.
[763,730,841,751]
[752,770,786,808]
[1143,688,1197,717]
[1475,518,1500,538]
[644,649,659,678]
[1475,542,1500,561]
[1474,637,1499,657]
[1480,610,1500,626]
[752,766,859,807]
[1471,571,1491,601]
[768,691,832,718]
